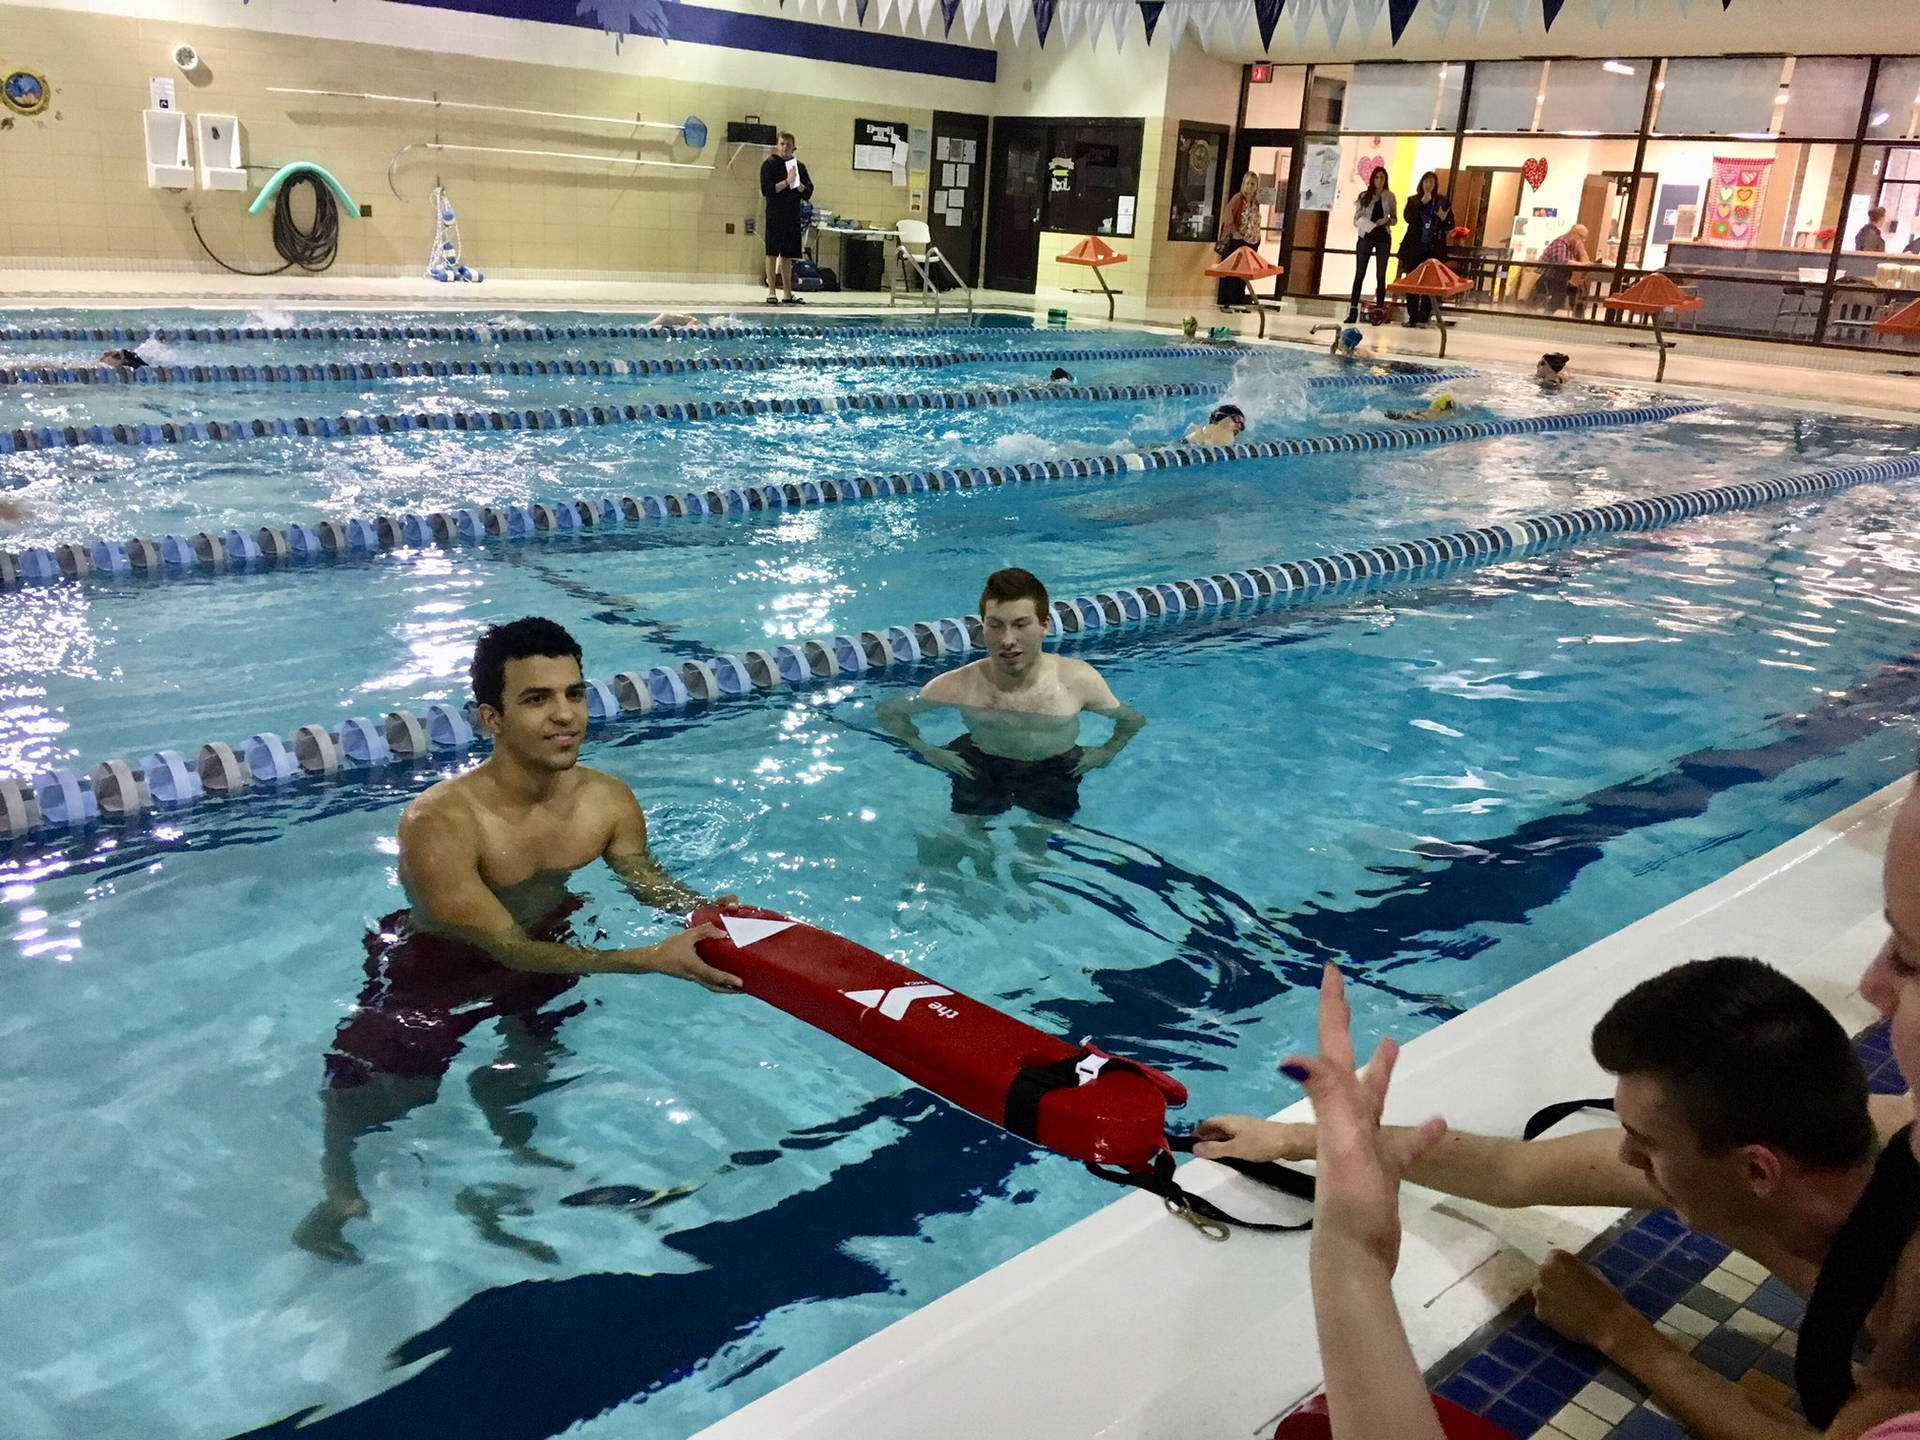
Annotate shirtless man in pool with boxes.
[294,616,742,1263]
[875,568,1145,823]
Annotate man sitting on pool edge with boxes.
[875,567,1145,823]
[294,616,743,1263]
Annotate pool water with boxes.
[2,308,1917,1440]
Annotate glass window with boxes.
[1868,59,1920,141]
[1242,65,1306,129]
[1779,57,1870,139]
[1042,123,1143,238]
[1466,61,1545,132]
[1344,62,1461,133]
[1305,65,1351,130]
[1538,59,1647,135]
[1168,123,1230,242]
[1653,57,1786,136]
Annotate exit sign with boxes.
[1249,63,1273,83]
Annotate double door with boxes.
[1229,129,1298,299]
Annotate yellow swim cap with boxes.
[1430,393,1457,412]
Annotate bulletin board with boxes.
[853,119,908,173]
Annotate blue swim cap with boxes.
[1340,327,1364,350]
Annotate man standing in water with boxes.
[875,568,1145,822]
[295,617,741,1262]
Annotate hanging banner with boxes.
[1704,155,1773,246]
[1138,0,1164,41]
[1350,0,1386,40]
[1033,0,1057,44]
[1253,0,1285,51]
[1387,0,1421,40]
[1543,0,1567,27]
[1426,0,1460,34]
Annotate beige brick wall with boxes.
[0,4,961,278]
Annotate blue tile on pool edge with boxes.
[1435,1372,1495,1413]
[1459,1351,1518,1393]
[1484,1398,1543,1438]
[1485,1332,1543,1371]
[1637,1211,1686,1239]
[1530,1351,1601,1397]
[1612,1408,1688,1440]
[1746,1283,1808,1327]
[1502,1376,1564,1422]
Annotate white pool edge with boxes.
[688,775,1908,1440]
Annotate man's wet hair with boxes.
[1540,351,1569,373]
[979,567,1050,621]
[471,617,585,711]
[1591,955,1875,1169]
[1210,404,1246,427]
[1050,367,1074,381]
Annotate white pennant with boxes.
[916,0,937,34]
[875,0,896,29]
[1291,0,1317,42]
[1673,0,1695,11]
[1350,0,1387,41]
[836,0,850,21]
[1508,0,1530,32]
[1321,0,1349,45]
[1112,0,1129,48]
[1591,0,1614,26]
[959,0,983,37]
[1053,0,1079,47]
[1426,0,1459,35]
[1193,0,1224,51]
[983,0,1007,37]
[1004,0,1028,43]
[1464,0,1495,34]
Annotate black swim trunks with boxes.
[323,901,590,1089]
[945,733,1084,821]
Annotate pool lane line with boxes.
[19,426,1903,841]
[0,346,1241,390]
[1309,367,1477,389]
[0,321,1168,345]
[0,379,1222,456]
[0,403,1701,589]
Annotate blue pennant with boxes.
[1388,0,1420,41]
[855,0,870,20]
[576,0,672,40]
[1542,0,1566,28]
[1253,0,1285,51]
[941,0,962,29]
[1033,0,1057,44]
[1139,0,1165,42]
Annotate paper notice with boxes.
[955,163,970,188]
[892,160,908,187]
[1117,195,1135,230]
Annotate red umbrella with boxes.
[1872,296,1920,335]
[1386,258,1474,356]
[1602,272,1703,381]
[1203,246,1283,281]
[1057,236,1129,320]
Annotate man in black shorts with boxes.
[875,568,1145,822]
[759,131,813,305]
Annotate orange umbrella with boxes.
[1204,246,1283,281]
[1872,296,1920,335]
[1387,258,1474,357]
[1057,235,1130,320]
[1602,272,1703,381]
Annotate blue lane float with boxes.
[0,404,1707,593]
[8,451,1914,843]
[0,321,1142,345]
[0,345,1233,389]
[0,379,1222,455]
[1307,368,1477,389]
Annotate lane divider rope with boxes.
[0,404,1700,590]
[9,411,1868,844]
[0,321,1145,345]
[0,379,1222,455]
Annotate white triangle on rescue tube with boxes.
[722,916,798,948]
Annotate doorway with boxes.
[930,111,989,288]
[984,119,1048,292]
[1230,128,1298,299]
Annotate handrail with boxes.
[388,142,712,198]
[268,87,690,136]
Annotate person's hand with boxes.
[1191,1114,1316,1164]
[1531,1249,1639,1353]
[919,746,976,779]
[638,924,743,993]
[1289,962,1447,1272]
[1071,745,1117,776]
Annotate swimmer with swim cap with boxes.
[1185,403,1247,447]
[294,616,744,1263]
[1383,392,1458,423]
[1536,352,1570,387]
[1332,326,1376,362]
[99,348,147,370]
[1049,367,1074,382]
[645,312,700,329]
[876,568,1145,824]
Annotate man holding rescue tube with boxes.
[876,567,1145,821]
[295,617,741,1263]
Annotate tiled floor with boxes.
[1426,1023,1906,1440]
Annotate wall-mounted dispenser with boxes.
[143,109,193,189]
[196,113,245,190]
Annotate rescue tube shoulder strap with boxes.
[1798,1122,1920,1428]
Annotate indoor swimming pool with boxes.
[3,308,1918,1440]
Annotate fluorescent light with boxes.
[1602,60,1635,76]
[1655,80,1666,91]
[1773,91,1790,105]
[1536,93,1546,102]
[1874,111,1892,127]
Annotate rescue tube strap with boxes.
[1087,1137,1316,1241]
[1005,1052,1110,1145]
[1521,1096,1616,1140]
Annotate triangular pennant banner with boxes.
[1507,0,1528,31]
[1005,0,1028,42]
[940,0,961,29]
[984,0,1007,36]
[1138,0,1163,41]
[1463,0,1494,33]
[1590,0,1612,22]
[1054,0,1079,47]
[1291,0,1317,41]
[916,0,937,33]
[1321,0,1349,45]
[1387,0,1420,40]
[1425,0,1457,32]
[1032,0,1056,44]
[1542,0,1565,28]
[1253,0,1284,51]
[875,0,895,26]
[1350,0,1386,40]
[855,0,870,21]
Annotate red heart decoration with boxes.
[1521,157,1549,191]
[1354,153,1387,185]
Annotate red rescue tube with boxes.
[692,905,1186,1170]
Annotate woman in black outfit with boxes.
[1397,171,1453,325]
[1348,166,1396,323]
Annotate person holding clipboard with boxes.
[760,132,814,305]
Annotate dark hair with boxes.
[1591,956,1874,1170]
[1049,367,1074,381]
[471,617,584,710]
[979,567,1049,620]
[1210,404,1246,426]
[1369,166,1390,190]
[1417,170,1440,197]
[1540,352,1569,373]
[778,131,797,146]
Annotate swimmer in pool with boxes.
[99,348,147,369]
[0,497,30,523]
[1332,325,1375,361]
[294,616,742,1264]
[645,312,700,328]
[1536,351,1570,388]
[875,568,1145,823]
[1185,403,1247,447]
[1382,392,1458,423]
[1048,367,1074,382]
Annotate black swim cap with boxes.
[1541,352,1569,372]
[1049,367,1073,381]
[1210,404,1246,425]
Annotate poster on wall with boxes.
[1652,184,1702,245]
[1297,143,1342,213]
[1703,156,1773,247]
[854,119,908,173]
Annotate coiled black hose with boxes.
[190,171,340,276]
